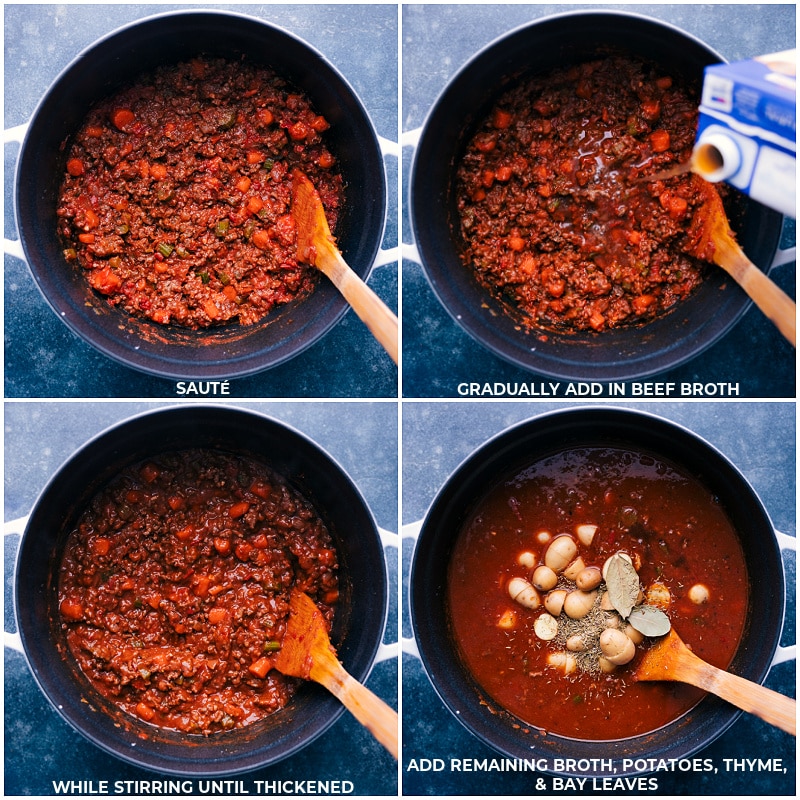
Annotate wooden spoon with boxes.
[684,175,796,346]
[291,170,398,363]
[633,627,796,736]
[273,588,399,758]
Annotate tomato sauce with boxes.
[447,447,749,740]
[56,58,343,329]
[456,55,711,333]
[58,449,338,735]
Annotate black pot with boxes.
[409,11,786,381]
[15,405,388,776]
[409,407,785,774]
[16,10,386,380]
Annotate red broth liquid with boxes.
[447,446,749,740]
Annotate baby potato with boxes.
[566,634,586,652]
[563,589,597,619]
[544,535,578,573]
[575,566,602,591]
[516,551,537,569]
[534,613,559,641]
[497,609,517,629]
[645,581,671,610]
[598,656,618,674]
[575,523,598,546]
[562,556,586,581]
[544,588,567,616]
[535,530,553,545]
[507,576,540,609]
[599,627,636,665]
[532,565,558,591]
[623,623,645,645]
[546,651,577,675]
[688,583,710,605]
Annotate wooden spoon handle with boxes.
[334,670,399,759]
[314,656,398,758]
[715,244,796,347]
[696,662,796,736]
[318,248,399,364]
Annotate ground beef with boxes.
[456,55,710,333]
[58,449,338,735]
[57,57,343,329]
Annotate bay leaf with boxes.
[628,605,671,637]
[604,553,639,618]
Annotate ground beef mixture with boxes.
[56,57,343,329]
[456,55,710,333]
[58,449,338,735]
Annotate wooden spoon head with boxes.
[632,627,697,682]
[273,589,336,680]
[291,169,338,268]
[684,175,738,264]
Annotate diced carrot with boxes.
[213,537,231,555]
[311,115,330,132]
[481,170,495,188]
[175,525,193,541]
[246,150,264,164]
[246,196,264,214]
[288,121,310,140]
[507,235,525,252]
[495,165,513,182]
[251,533,268,550]
[229,501,250,519]
[168,495,185,511]
[655,76,673,90]
[222,285,237,302]
[84,208,100,229]
[88,267,122,295]
[317,151,335,169]
[257,108,274,127]
[248,657,272,679]
[66,158,84,177]
[632,294,656,314]
[59,598,84,621]
[650,130,671,153]
[150,163,168,180]
[208,607,229,625]
[235,541,252,561]
[135,702,156,721]
[249,481,272,499]
[252,230,271,250]
[78,233,95,244]
[324,589,340,605]
[112,108,136,131]
[193,575,211,598]
[203,299,219,320]
[84,125,104,138]
[492,108,513,129]
[92,537,111,556]
[236,176,252,193]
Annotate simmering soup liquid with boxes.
[448,447,749,740]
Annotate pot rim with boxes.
[15,9,388,380]
[14,404,389,776]
[409,405,786,775]
[409,9,785,382]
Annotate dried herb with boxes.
[628,605,671,637]
[604,554,639,618]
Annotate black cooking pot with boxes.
[409,407,786,774]
[15,405,388,776]
[15,10,386,380]
[409,11,787,381]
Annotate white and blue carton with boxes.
[695,50,796,217]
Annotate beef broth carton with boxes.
[694,50,796,217]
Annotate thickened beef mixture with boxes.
[58,450,338,734]
[456,55,709,333]
[57,58,343,329]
